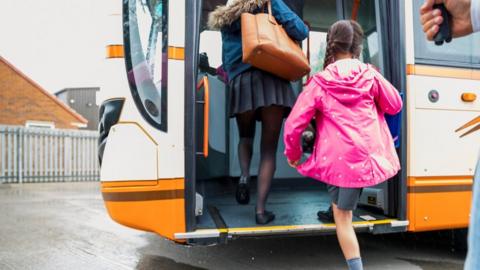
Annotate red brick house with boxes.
[0,56,87,129]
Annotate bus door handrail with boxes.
[351,0,361,21]
[196,76,210,158]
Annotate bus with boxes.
[98,0,480,244]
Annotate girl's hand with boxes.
[288,159,300,168]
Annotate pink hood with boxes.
[284,59,403,188]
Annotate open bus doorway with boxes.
[190,0,405,238]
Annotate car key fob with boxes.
[433,4,452,45]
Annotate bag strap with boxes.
[304,20,311,82]
[266,0,277,25]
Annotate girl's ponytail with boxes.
[323,33,336,70]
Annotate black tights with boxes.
[236,105,284,214]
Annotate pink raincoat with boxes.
[284,59,403,188]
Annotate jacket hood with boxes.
[208,0,268,30]
[312,59,375,104]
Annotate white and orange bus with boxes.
[98,0,480,244]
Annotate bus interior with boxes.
[192,0,405,233]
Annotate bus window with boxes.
[342,0,384,72]
[303,32,327,74]
[304,0,338,31]
[199,31,222,68]
[304,0,384,74]
[124,0,168,131]
[302,0,337,74]
[412,1,480,68]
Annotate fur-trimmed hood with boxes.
[208,0,268,30]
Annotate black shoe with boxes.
[235,176,250,205]
[317,207,334,223]
[256,209,275,225]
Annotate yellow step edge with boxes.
[175,219,401,239]
[226,219,397,233]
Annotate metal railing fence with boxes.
[0,125,99,183]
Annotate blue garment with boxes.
[221,0,309,81]
[385,92,403,148]
[465,154,480,270]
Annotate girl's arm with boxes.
[371,67,403,115]
[284,80,322,162]
[271,0,309,41]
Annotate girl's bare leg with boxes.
[332,203,361,260]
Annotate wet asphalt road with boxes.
[0,182,467,270]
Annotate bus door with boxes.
[177,0,408,243]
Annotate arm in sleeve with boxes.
[271,0,309,41]
[283,80,321,162]
[371,67,403,115]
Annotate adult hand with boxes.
[420,0,473,40]
[288,159,300,168]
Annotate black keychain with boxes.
[433,4,452,45]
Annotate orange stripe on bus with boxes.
[406,64,480,80]
[168,46,185,60]
[408,176,473,187]
[102,189,184,202]
[102,180,158,188]
[408,185,471,193]
[102,178,184,192]
[106,45,124,58]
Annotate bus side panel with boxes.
[102,179,186,241]
[100,123,186,241]
[406,73,479,231]
[408,75,480,177]
[407,177,472,231]
[101,123,158,181]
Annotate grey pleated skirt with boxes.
[228,68,296,120]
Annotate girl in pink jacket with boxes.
[283,20,402,270]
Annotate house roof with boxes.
[55,87,100,96]
[0,56,88,124]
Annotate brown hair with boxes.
[323,20,364,70]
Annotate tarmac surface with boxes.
[0,182,467,270]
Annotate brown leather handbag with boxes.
[241,0,310,81]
